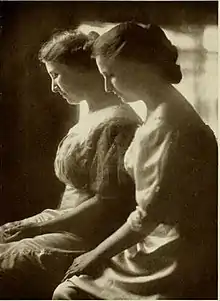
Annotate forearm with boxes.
[92,219,158,260]
[38,195,102,235]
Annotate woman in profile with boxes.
[54,22,217,300]
[0,29,140,299]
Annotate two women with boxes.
[54,22,217,300]
[0,29,140,299]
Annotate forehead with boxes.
[45,61,66,74]
[96,55,112,73]
[96,55,131,76]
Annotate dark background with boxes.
[0,1,218,224]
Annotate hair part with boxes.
[93,22,182,84]
[39,29,99,70]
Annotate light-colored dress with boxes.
[70,99,217,299]
[0,103,140,299]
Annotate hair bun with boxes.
[144,24,182,83]
[92,22,182,83]
[88,31,100,41]
[162,62,182,84]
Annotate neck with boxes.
[86,90,122,113]
[137,81,176,112]
[83,72,123,112]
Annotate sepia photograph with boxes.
[0,1,218,299]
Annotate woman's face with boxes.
[96,55,141,103]
[45,61,87,105]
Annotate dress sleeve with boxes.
[90,119,138,218]
[127,120,176,231]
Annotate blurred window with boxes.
[165,25,218,137]
[78,23,218,137]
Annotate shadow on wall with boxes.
[1,2,79,223]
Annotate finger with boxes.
[62,271,74,282]
[65,268,76,278]
[8,225,21,231]
[4,227,21,236]
[3,230,12,238]
[62,274,69,282]
[63,268,73,279]
[63,266,81,280]
[4,232,21,243]
[4,235,17,243]
[4,229,15,235]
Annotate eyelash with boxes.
[105,73,115,80]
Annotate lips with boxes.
[59,91,67,98]
[112,89,122,98]
[113,90,125,101]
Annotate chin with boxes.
[67,100,80,105]
[65,97,80,105]
[116,94,126,102]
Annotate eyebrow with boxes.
[102,70,114,76]
[102,71,108,76]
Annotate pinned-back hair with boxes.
[39,29,99,70]
[93,22,182,84]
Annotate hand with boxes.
[3,223,41,243]
[63,250,104,281]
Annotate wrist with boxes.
[33,223,44,235]
[90,247,102,260]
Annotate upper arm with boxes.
[86,120,139,239]
[134,122,175,212]
[91,120,138,199]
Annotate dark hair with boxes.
[39,29,99,70]
[93,22,182,84]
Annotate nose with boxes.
[51,79,58,93]
[104,77,114,93]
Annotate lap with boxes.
[0,232,86,270]
[0,232,88,298]
[53,280,97,300]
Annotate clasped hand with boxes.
[3,223,41,243]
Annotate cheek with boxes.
[111,77,117,88]
[111,78,124,90]
[58,77,75,94]
[56,77,66,90]
[112,77,132,93]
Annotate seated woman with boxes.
[0,29,141,299]
[54,22,218,300]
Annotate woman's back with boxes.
[139,95,218,298]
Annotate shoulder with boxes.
[152,102,173,126]
[95,104,141,138]
[98,118,139,146]
[111,103,142,125]
[136,103,172,146]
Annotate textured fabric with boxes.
[53,280,98,300]
[0,103,140,299]
[70,100,217,299]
